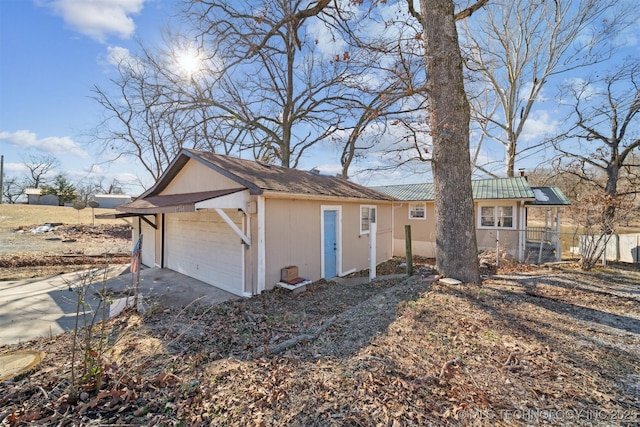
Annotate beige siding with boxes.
[262,198,393,290]
[162,159,241,194]
[245,197,260,295]
[391,202,437,258]
[340,203,393,273]
[264,198,323,287]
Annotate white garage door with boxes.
[139,218,156,268]
[165,211,243,295]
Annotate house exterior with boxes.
[91,194,133,209]
[114,149,394,297]
[25,188,41,205]
[372,177,570,263]
[24,188,59,206]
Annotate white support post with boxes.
[257,196,266,293]
[369,221,377,282]
[214,208,251,245]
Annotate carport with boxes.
[115,189,252,296]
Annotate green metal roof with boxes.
[371,183,435,201]
[372,177,536,201]
[472,176,535,199]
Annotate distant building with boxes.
[91,194,133,209]
[24,188,41,205]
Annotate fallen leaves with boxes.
[1,264,639,425]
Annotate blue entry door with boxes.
[323,210,338,278]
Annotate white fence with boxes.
[580,233,640,264]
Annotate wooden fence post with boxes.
[405,225,413,276]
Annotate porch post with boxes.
[518,201,526,262]
[555,208,561,262]
[257,195,266,293]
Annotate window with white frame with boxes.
[409,203,426,220]
[479,204,514,228]
[360,205,376,234]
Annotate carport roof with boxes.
[116,188,245,214]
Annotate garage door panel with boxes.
[166,211,243,295]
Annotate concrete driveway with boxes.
[0,266,238,346]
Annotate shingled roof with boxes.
[372,177,536,201]
[138,149,394,202]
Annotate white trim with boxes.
[477,201,517,230]
[321,205,342,279]
[214,208,251,245]
[369,221,377,281]
[360,205,377,235]
[339,268,356,277]
[194,190,250,210]
[257,195,266,293]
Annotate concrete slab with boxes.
[0,266,238,346]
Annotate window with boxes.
[479,205,514,228]
[409,203,426,220]
[360,205,376,234]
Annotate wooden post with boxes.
[405,225,413,276]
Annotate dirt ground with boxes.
[1,255,639,426]
[0,223,131,280]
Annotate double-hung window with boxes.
[409,203,426,220]
[479,205,514,228]
[360,205,376,234]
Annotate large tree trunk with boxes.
[420,0,480,284]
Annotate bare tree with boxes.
[407,0,487,283]
[22,154,59,188]
[181,0,378,168]
[461,0,627,177]
[179,0,486,282]
[2,176,23,204]
[91,41,241,182]
[553,61,640,233]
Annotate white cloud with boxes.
[106,46,133,66]
[0,130,88,158]
[519,110,560,142]
[44,0,146,42]
[3,162,28,175]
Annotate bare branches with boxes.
[454,0,489,20]
[463,0,629,176]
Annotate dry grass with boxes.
[0,204,127,232]
[1,265,638,426]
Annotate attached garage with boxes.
[115,149,394,297]
[165,211,244,296]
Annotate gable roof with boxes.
[137,149,394,202]
[372,177,535,201]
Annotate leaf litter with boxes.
[1,257,639,426]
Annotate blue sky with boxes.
[1,1,637,198]
[0,0,175,195]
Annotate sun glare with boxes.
[176,49,202,78]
